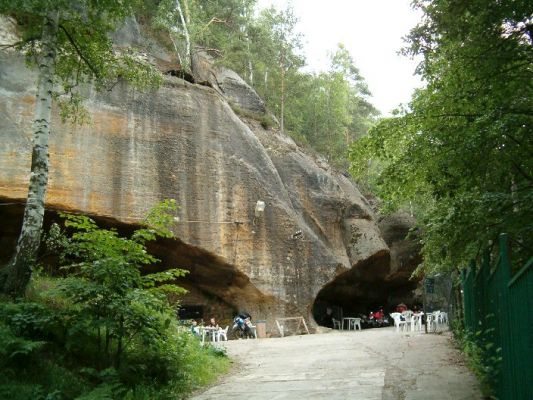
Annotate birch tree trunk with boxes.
[264,69,268,100]
[2,11,59,297]
[175,0,191,71]
[246,34,253,85]
[280,51,285,134]
[240,5,254,85]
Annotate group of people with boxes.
[190,317,220,337]
[189,311,254,340]
[321,304,424,329]
[367,307,389,327]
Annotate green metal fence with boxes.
[462,234,533,400]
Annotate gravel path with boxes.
[192,327,482,400]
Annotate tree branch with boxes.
[0,37,39,50]
[512,162,533,182]
[0,41,23,50]
[58,24,100,78]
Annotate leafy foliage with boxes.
[452,319,501,397]
[0,202,229,399]
[150,1,377,166]
[350,0,533,272]
[0,321,46,366]
[45,200,188,369]
[296,44,379,165]
[0,0,162,122]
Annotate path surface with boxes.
[192,327,482,400]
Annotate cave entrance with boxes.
[177,305,204,320]
[312,256,420,327]
[0,200,272,329]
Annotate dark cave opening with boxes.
[312,254,421,326]
[0,200,272,326]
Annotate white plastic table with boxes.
[342,317,360,330]
[200,326,219,344]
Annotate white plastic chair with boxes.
[438,312,448,325]
[332,318,342,330]
[427,313,437,332]
[250,325,257,338]
[391,313,408,332]
[403,311,414,332]
[352,318,362,331]
[217,326,229,341]
[411,314,422,331]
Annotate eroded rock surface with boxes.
[0,24,420,331]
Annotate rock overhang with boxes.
[0,20,421,331]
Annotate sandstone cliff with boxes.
[0,19,420,332]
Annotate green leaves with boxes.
[285,44,378,166]
[349,0,533,271]
[2,0,162,123]
[0,323,45,363]
[142,269,188,289]
[140,198,179,240]
[42,201,189,369]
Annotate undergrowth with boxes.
[451,319,500,399]
[0,201,229,399]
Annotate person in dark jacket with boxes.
[321,307,334,328]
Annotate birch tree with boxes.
[0,0,162,297]
[257,6,302,134]
[175,0,191,70]
[155,0,256,74]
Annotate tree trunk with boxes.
[245,29,253,84]
[116,317,124,369]
[175,0,191,71]
[2,12,59,297]
[280,52,285,134]
[247,43,254,85]
[264,69,268,101]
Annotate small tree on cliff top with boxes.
[0,0,162,297]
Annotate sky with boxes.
[255,0,424,115]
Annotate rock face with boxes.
[378,212,423,305]
[0,23,420,332]
[191,52,267,116]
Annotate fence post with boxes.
[462,260,476,332]
[498,233,513,400]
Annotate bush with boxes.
[0,201,230,399]
[452,319,500,398]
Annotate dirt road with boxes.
[192,327,482,400]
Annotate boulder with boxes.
[191,52,267,116]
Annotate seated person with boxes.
[396,303,407,313]
[190,320,200,337]
[208,317,219,329]
[234,311,254,338]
